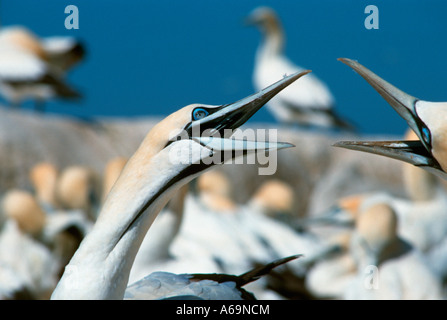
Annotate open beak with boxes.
[337,58,432,150]
[186,70,311,139]
[333,139,447,179]
[333,58,447,178]
[193,136,294,154]
[185,70,309,156]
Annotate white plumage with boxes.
[343,202,443,299]
[126,254,299,300]
[50,72,304,299]
[0,220,58,299]
[247,7,353,130]
[125,272,244,300]
[0,26,83,109]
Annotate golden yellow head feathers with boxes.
[251,179,294,215]
[2,189,46,235]
[56,166,96,218]
[197,170,236,212]
[356,202,398,251]
[29,162,59,208]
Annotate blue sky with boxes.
[2,0,447,135]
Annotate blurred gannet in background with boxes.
[56,165,98,221]
[172,173,283,283]
[174,171,260,275]
[235,180,324,278]
[2,189,46,237]
[313,135,447,255]
[176,175,312,283]
[248,179,295,224]
[246,6,354,130]
[39,35,85,73]
[343,202,442,299]
[196,170,236,212]
[305,231,356,299]
[0,26,84,110]
[50,71,308,300]
[28,163,93,278]
[28,164,95,275]
[29,162,60,211]
[174,188,267,276]
[0,189,58,299]
[301,193,363,229]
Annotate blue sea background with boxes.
[2,0,447,135]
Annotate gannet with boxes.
[0,26,83,110]
[173,175,280,278]
[236,196,323,278]
[333,59,447,285]
[50,70,309,300]
[27,164,94,278]
[305,231,356,299]
[303,162,447,255]
[128,185,199,284]
[196,170,236,212]
[0,189,58,299]
[2,189,46,237]
[334,58,447,180]
[0,26,85,72]
[343,202,442,299]
[246,6,354,130]
[248,179,295,221]
[332,59,447,249]
[125,255,300,300]
[56,166,98,221]
[29,162,60,211]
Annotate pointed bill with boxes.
[333,139,447,179]
[338,58,432,150]
[193,136,295,153]
[186,70,312,138]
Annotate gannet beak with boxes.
[338,58,432,151]
[185,72,307,159]
[184,70,311,138]
[193,136,294,156]
[335,58,447,178]
[333,139,447,179]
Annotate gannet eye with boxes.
[192,108,209,121]
[421,126,432,146]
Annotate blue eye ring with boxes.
[421,126,431,146]
[192,107,209,121]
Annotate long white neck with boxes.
[51,140,207,300]
[256,21,284,62]
[129,184,188,280]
